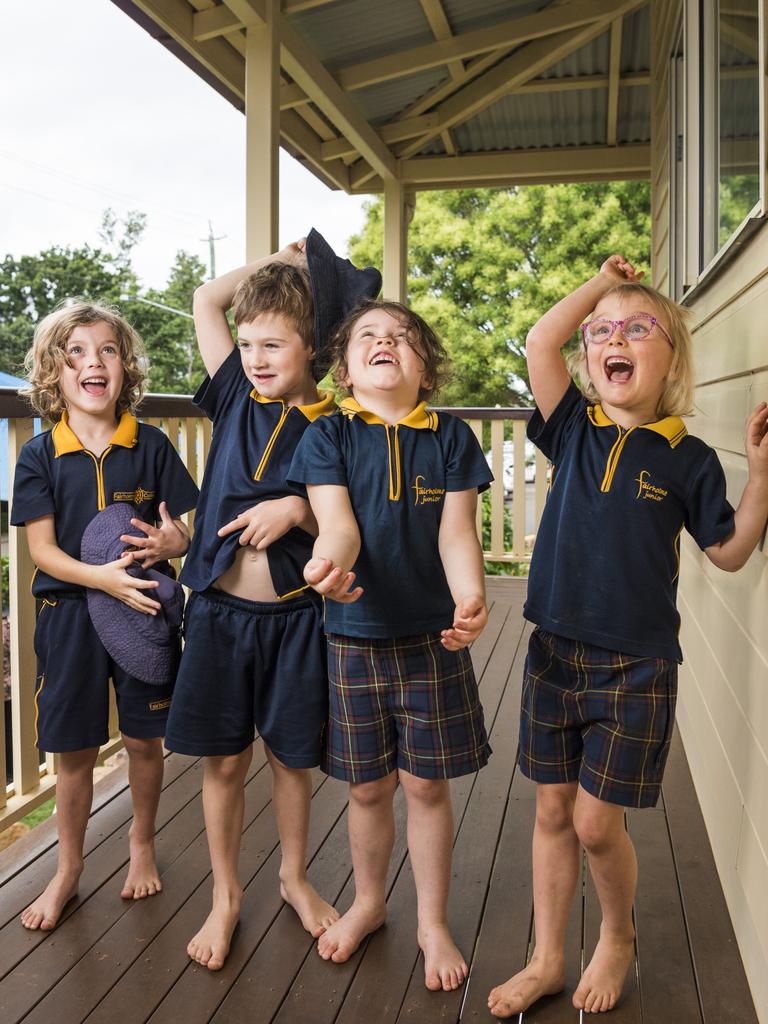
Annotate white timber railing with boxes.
[0,388,545,827]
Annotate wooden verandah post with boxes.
[244,0,279,259]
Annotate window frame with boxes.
[670,0,767,303]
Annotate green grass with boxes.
[21,796,55,828]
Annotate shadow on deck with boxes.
[0,578,758,1023]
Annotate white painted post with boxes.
[383,179,415,302]
[245,0,280,259]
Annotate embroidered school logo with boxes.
[148,699,171,712]
[634,470,668,503]
[411,475,445,506]
[113,486,156,504]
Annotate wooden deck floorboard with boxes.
[0,578,757,1023]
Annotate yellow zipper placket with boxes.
[385,424,402,501]
[600,426,636,493]
[83,445,113,510]
[253,404,290,481]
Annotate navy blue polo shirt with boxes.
[11,412,199,598]
[288,398,493,638]
[525,384,735,662]
[179,347,336,598]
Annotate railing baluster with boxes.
[179,418,198,538]
[196,418,212,485]
[512,419,527,558]
[534,449,549,530]
[8,419,40,798]
[1,421,7,810]
[467,419,484,543]
[489,420,505,558]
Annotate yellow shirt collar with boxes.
[249,388,336,422]
[587,404,687,448]
[339,397,438,430]
[52,411,139,457]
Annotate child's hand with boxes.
[278,238,308,270]
[441,594,488,650]
[120,502,188,568]
[90,553,161,615]
[599,254,644,284]
[746,401,768,480]
[304,556,363,603]
[217,496,306,549]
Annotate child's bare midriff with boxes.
[213,546,279,602]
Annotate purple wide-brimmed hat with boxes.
[306,227,382,381]
[80,503,184,686]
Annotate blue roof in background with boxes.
[1,372,37,503]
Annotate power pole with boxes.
[201,220,226,279]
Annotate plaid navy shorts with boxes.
[324,632,491,783]
[518,627,677,808]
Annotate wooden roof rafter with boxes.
[336,0,637,92]
[417,0,462,158]
[351,0,649,190]
[113,0,654,195]
[606,17,623,147]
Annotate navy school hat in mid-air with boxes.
[305,227,382,380]
[80,502,184,686]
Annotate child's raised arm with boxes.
[192,240,308,378]
[705,402,768,571]
[438,488,487,651]
[526,254,642,421]
[303,484,363,603]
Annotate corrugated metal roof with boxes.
[720,77,760,139]
[621,5,651,73]
[290,0,434,70]
[536,29,611,79]
[450,88,609,152]
[441,0,555,35]
[618,85,651,144]
[110,0,653,192]
[356,68,450,124]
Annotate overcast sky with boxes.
[0,0,369,291]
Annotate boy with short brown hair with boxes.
[165,235,381,970]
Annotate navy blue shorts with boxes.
[164,588,328,766]
[324,631,491,783]
[518,627,678,808]
[33,593,175,753]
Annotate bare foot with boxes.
[573,931,635,1013]
[20,866,81,931]
[280,877,339,938]
[488,957,565,1018]
[418,923,468,991]
[187,889,242,971]
[317,900,386,963]
[121,837,162,899]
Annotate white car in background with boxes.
[485,440,536,498]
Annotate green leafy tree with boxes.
[0,209,144,377]
[127,251,208,394]
[0,209,207,393]
[0,244,132,377]
[719,173,760,245]
[348,182,651,406]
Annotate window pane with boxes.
[719,0,760,247]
